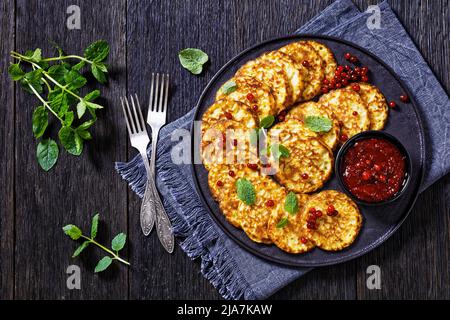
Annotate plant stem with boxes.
[40,55,92,64]
[27,83,64,124]
[81,235,130,266]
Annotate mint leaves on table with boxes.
[284,192,299,215]
[236,178,256,205]
[178,48,209,75]
[221,80,237,94]
[63,213,130,273]
[9,40,110,171]
[259,115,275,129]
[305,116,332,133]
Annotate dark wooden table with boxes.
[0,0,448,300]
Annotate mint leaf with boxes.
[64,111,74,126]
[84,40,110,62]
[63,225,82,240]
[84,90,100,102]
[284,192,299,215]
[48,90,69,116]
[72,60,85,71]
[91,63,106,84]
[260,115,275,129]
[236,178,256,205]
[91,213,99,238]
[276,217,289,228]
[95,256,113,273]
[221,80,237,95]
[76,100,87,118]
[178,48,208,75]
[64,69,87,90]
[32,106,48,138]
[111,233,127,251]
[29,48,42,63]
[77,130,92,140]
[8,64,25,80]
[270,143,290,160]
[36,139,58,171]
[47,64,70,83]
[58,126,83,156]
[77,119,96,131]
[85,101,103,110]
[21,69,43,94]
[72,241,90,258]
[305,116,332,133]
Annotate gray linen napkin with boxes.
[116,0,450,300]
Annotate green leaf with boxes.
[77,119,96,131]
[284,192,299,215]
[72,241,90,258]
[48,91,69,116]
[95,62,108,73]
[8,64,25,80]
[276,217,289,228]
[76,100,87,118]
[91,63,106,84]
[260,115,275,129]
[32,106,48,138]
[21,69,43,94]
[64,69,87,90]
[63,224,82,240]
[36,139,58,171]
[270,143,290,160]
[47,64,70,83]
[84,40,110,62]
[111,233,127,251]
[29,48,42,63]
[72,60,86,71]
[236,178,256,205]
[221,80,237,95]
[77,130,92,140]
[305,116,332,133]
[58,126,83,156]
[178,48,209,75]
[94,256,113,273]
[84,90,100,102]
[64,111,74,126]
[91,213,99,238]
[85,101,103,110]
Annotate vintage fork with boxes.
[146,73,174,253]
[120,94,156,237]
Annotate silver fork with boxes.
[120,94,156,237]
[146,73,174,253]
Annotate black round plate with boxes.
[190,35,425,267]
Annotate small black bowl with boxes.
[335,131,412,206]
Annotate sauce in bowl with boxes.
[341,137,407,203]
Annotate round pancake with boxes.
[201,119,258,170]
[307,40,337,82]
[301,190,362,251]
[268,118,318,144]
[286,101,340,150]
[261,51,306,103]
[208,164,259,228]
[319,88,370,141]
[353,82,388,130]
[236,57,292,112]
[201,99,256,135]
[237,175,287,244]
[216,76,277,123]
[267,193,315,253]
[278,41,324,100]
[272,137,333,193]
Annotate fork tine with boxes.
[134,93,146,131]
[148,73,155,114]
[163,73,169,114]
[129,95,142,132]
[154,73,160,112]
[158,74,165,114]
[120,97,133,136]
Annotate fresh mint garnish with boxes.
[236,178,256,205]
[270,143,290,160]
[221,80,237,94]
[276,217,289,228]
[260,115,275,129]
[305,116,332,133]
[178,48,209,75]
[36,138,59,171]
[284,192,299,215]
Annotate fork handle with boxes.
[140,152,156,236]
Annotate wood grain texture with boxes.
[0,0,448,299]
[0,0,15,300]
[14,0,128,299]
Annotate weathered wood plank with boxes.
[0,0,16,300]
[14,0,128,299]
[354,0,449,299]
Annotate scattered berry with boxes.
[301,237,308,244]
[352,84,360,92]
[400,94,409,103]
[362,171,371,181]
[265,200,274,207]
[252,105,258,112]
[301,173,309,180]
[216,180,224,187]
[344,53,352,60]
[302,60,310,68]
[228,170,235,177]
[389,101,396,108]
[246,93,255,102]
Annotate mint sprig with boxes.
[236,178,256,205]
[9,40,109,171]
[284,192,299,215]
[63,213,130,273]
[178,48,209,75]
[305,116,332,133]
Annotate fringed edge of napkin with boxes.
[115,153,255,300]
